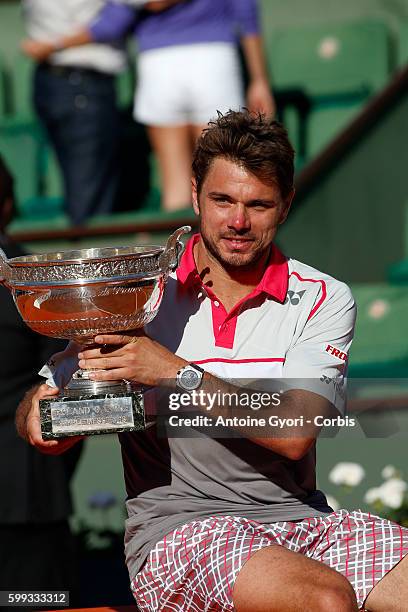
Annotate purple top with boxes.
[90,0,260,54]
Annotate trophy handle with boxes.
[0,247,11,285]
[159,225,191,274]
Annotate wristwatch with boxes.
[176,363,205,391]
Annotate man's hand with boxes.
[78,331,186,386]
[247,77,276,118]
[21,39,56,62]
[16,384,83,455]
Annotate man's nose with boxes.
[227,204,250,232]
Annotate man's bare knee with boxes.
[235,582,357,612]
[319,576,359,612]
[233,546,359,612]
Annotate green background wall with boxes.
[277,91,408,283]
[261,0,408,31]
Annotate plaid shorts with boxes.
[131,510,408,611]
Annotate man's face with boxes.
[192,157,293,271]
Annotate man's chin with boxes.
[219,252,260,270]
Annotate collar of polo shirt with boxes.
[176,233,289,303]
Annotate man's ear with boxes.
[278,188,295,225]
[192,178,200,216]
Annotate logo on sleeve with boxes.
[325,344,348,361]
[285,290,306,306]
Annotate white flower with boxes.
[364,487,383,505]
[326,495,340,511]
[382,465,398,480]
[329,462,366,487]
[380,478,407,509]
[364,479,407,510]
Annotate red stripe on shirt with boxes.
[194,357,286,365]
[290,271,327,320]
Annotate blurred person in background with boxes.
[0,155,83,609]
[22,0,276,212]
[20,0,127,226]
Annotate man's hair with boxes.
[0,154,14,209]
[192,110,295,199]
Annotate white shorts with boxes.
[134,42,245,126]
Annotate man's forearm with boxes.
[57,28,94,51]
[15,383,41,441]
[168,372,333,460]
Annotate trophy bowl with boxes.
[0,226,191,438]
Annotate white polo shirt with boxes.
[40,234,357,579]
[148,233,356,411]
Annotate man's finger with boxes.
[34,384,59,400]
[94,331,145,345]
[32,438,83,455]
[78,346,123,360]
[88,367,130,381]
[26,413,47,446]
[94,334,131,345]
[78,356,124,370]
[27,424,58,448]
[28,430,85,454]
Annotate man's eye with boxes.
[250,202,274,210]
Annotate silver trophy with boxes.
[0,226,191,439]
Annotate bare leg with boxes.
[363,553,408,611]
[147,125,193,212]
[233,545,359,612]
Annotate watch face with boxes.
[180,367,201,391]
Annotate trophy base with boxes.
[39,390,145,439]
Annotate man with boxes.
[16,111,408,611]
[21,0,129,225]
[21,1,176,220]
[0,155,82,609]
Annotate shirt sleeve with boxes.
[38,341,81,389]
[229,0,260,37]
[282,281,357,415]
[89,1,138,43]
